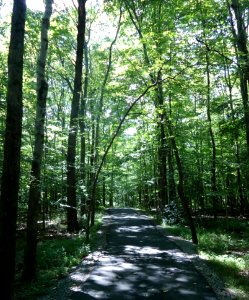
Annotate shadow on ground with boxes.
[67,208,218,299]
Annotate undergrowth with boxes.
[163,217,249,300]
[14,211,104,300]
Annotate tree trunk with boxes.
[0,0,26,298]
[22,0,53,282]
[223,54,245,215]
[79,42,88,215]
[156,73,168,208]
[205,50,218,218]
[229,0,249,156]
[102,175,106,207]
[66,0,86,233]
[166,117,198,244]
[168,94,176,202]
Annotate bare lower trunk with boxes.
[66,0,86,232]
[229,0,249,155]
[156,76,168,208]
[166,117,198,244]
[0,0,26,298]
[79,43,88,215]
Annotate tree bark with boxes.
[205,50,218,218]
[79,42,89,215]
[156,72,168,208]
[166,117,198,244]
[66,0,86,232]
[0,0,26,298]
[22,0,53,282]
[102,175,106,207]
[168,94,176,202]
[223,54,245,214]
[229,0,249,156]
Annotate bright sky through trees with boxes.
[1,0,102,14]
[26,0,70,11]
[26,0,49,11]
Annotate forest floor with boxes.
[37,208,231,300]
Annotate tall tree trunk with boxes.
[198,0,218,217]
[223,54,245,214]
[156,73,168,208]
[0,0,26,298]
[168,95,176,202]
[22,0,53,282]
[79,42,89,215]
[205,50,218,218]
[66,0,86,233]
[102,175,106,207]
[110,166,114,207]
[166,117,198,244]
[228,0,249,213]
[228,0,249,156]
[154,3,168,209]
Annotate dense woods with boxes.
[0,0,248,298]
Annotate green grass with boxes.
[16,235,90,299]
[163,218,249,300]
[15,212,104,300]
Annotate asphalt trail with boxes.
[70,208,218,299]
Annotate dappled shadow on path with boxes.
[69,208,217,299]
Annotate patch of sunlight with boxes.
[138,246,163,255]
[200,251,246,271]
[88,290,107,299]
[176,275,189,283]
[116,225,153,233]
[88,255,140,287]
[70,286,83,293]
[70,273,86,283]
[124,245,165,257]
[116,281,133,291]
[110,214,147,220]
[166,249,197,260]
[124,245,197,263]
[91,274,114,286]
[178,288,196,295]
[98,262,138,273]
[168,267,181,272]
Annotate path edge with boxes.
[135,208,234,300]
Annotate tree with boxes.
[66,0,86,232]
[90,7,122,226]
[122,0,198,243]
[22,0,53,282]
[86,81,158,241]
[228,0,249,156]
[0,0,26,298]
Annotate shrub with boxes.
[162,201,185,225]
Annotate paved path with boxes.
[68,208,218,299]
